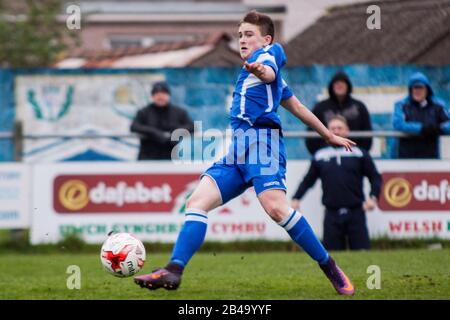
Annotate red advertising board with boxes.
[379,172,450,211]
[53,174,199,213]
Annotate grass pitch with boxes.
[1,249,449,300]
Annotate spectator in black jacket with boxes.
[131,82,194,160]
[393,72,450,159]
[305,71,372,155]
[292,115,381,251]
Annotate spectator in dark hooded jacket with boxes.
[393,72,450,159]
[131,82,194,160]
[305,71,372,155]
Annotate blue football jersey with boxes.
[281,78,293,101]
[230,43,291,129]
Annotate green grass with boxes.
[1,249,449,300]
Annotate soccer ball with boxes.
[100,233,146,277]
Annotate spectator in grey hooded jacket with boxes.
[393,72,450,159]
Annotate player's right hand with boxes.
[244,61,265,77]
[326,134,356,152]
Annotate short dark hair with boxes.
[239,10,275,44]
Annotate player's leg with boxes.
[248,135,330,265]
[134,176,222,290]
[135,162,247,291]
[168,175,222,270]
[247,132,331,265]
[257,188,330,264]
[256,186,355,295]
[168,163,249,271]
[246,130,354,294]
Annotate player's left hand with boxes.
[326,134,356,152]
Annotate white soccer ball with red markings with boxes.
[100,233,146,277]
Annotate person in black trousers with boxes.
[131,82,194,160]
[292,115,382,250]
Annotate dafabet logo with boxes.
[59,180,90,211]
[380,172,450,211]
[54,174,199,213]
[383,177,412,208]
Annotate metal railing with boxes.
[2,129,449,161]
[0,132,13,139]
[0,130,410,140]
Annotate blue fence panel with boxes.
[0,65,449,162]
[0,69,15,161]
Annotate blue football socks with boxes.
[278,208,329,265]
[170,208,208,268]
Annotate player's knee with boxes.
[186,195,200,210]
[185,194,210,212]
[265,203,286,223]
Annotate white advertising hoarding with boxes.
[0,163,30,229]
[30,161,291,244]
[30,160,450,244]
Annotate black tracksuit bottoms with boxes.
[323,206,370,250]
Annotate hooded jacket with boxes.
[305,71,373,155]
[131,102,194,160]
[393,72,450,159]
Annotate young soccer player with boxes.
[135,11,356,295]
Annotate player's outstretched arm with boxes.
[244,61,276,83]
[281,95,356,151]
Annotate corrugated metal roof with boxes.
[55,32,240,68]
[112,45,213,67]
[78,1,285,14]
[285,0,450,66]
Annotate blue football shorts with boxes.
[201,127,287,204]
